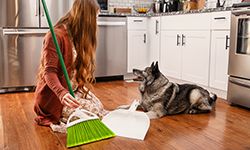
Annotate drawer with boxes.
[161,13,211,30]
[127,17,147,30]
[211,11,231,30]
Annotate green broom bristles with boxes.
[67,119,116,148]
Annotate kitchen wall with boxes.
[109,0,242,12]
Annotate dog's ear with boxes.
[150,62,155,68]
[152,61,159,73]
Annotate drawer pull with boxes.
[134,20,143,22]
[214,17,226,20]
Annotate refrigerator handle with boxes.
[35,0,39,16]
[41,1,45,17]
[3,29,48,35]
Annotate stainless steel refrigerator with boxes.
[0,0,74,93]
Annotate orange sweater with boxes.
[34,26,72,126]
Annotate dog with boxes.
[118,61,217,119]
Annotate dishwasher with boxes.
[95,16,127,80]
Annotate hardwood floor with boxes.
[1,80,250,150]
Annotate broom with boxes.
[40,0,115,148]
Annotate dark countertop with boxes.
[99,7,232,17]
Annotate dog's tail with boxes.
[209,92,217,108]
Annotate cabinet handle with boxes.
[156,20,159,35]
[226,35,230,50]
[144,33,146,43]
[134,20,143,22]
[182,34,185,46]
[177,34,180,46]
[214,17,226,20]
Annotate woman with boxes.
[34,0,108,132]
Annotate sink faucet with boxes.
[216,0,226,7]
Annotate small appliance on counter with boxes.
[161,0,172,12]
[97,0,109,12]
[152,0,161,13]
[216,0,226,8]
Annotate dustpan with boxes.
[102,100,150,140]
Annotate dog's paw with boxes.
[188,109,198,114]
[146,111,161,119]
[117,105,130,110]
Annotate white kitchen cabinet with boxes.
[210,31,230,91]
[209,11,231,91]
[160,30,182,79]
[160,13,211,86]
[160,30,210,86]
[182,31,210,86]
[127,30,147,72]
[146,17,160,65]
[127,17,147,73]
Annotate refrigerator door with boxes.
[40,0,74,27]
[0,29,48,89]
[0,0,39,27]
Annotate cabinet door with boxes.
[182,31,210,86]
[147,17,160,65]
[160,31,182,79]
[210,31,230,91]
[127,30,147,72]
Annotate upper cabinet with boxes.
[160,13,211,86]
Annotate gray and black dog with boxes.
[118,61,217,119]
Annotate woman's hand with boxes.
[61,93,80,109]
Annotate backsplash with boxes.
[109,0,242,12]
[206,0,241,8]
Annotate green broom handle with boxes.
[41,0,75,98]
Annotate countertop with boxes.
[99,7,232,17]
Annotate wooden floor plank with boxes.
[2,93,38,150]
[0,94,5,150]
[18,92,66,150]
[1,80,250,149]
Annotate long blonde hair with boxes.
[37,0,100,95]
